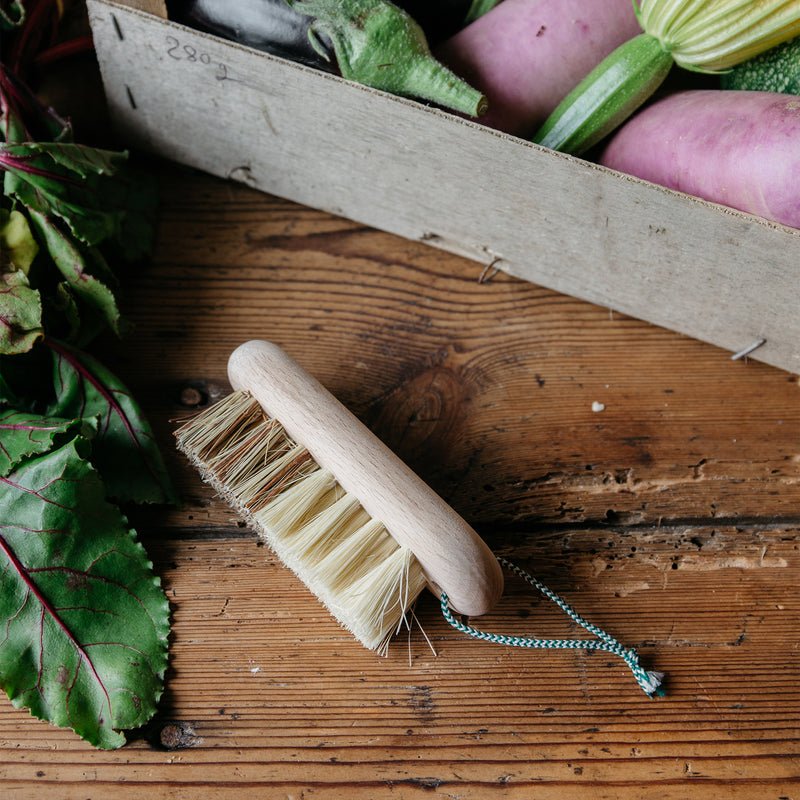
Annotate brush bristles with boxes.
[175,391,427,652]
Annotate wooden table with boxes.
[2,166,799,799]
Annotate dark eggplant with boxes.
[169,0,487,117]
[169,0,485,55]
[167,0,335,71]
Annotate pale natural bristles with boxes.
[254,467,339,532]
[286,493,370,566]
[175,390,428,652]
[337,547,428,656]
[313,519,396,591]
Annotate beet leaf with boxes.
[0,408,87,475]
[0,269,42,354]
[27,210,121,335]
[46,339,177,505]
[0,64,72,144]
[0,207,38,273]
[1,143,126,248]
[0,434,170,749]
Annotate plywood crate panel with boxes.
[88,0,800,374]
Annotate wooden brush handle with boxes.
[228,340,504,617]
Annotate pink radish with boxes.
[599,90,800,230]
[436,0,641,137]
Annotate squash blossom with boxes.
[638,0,800,71]
[534,0,800,154]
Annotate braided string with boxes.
[440,556,665,697]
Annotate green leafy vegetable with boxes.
[1,143,126,248]
[1,141,157,261]
[0,64,72,144]
[27,210,121,335]
[0,408,86,475]
[0,15,173,752]
[19,141,123,177]
[0,64,157,352]
[0,435,170,749]
[0,207,38,273]
[0,269,42,354]
[47,339,177,505]
[50,281,82,343]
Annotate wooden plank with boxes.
[3,164,799,799]
[86,0,800,374]
[1,525,798,798]
[120,171,800,529]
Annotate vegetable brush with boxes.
[176,340,503,651]
[176,341,665,694]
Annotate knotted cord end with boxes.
[642,670,667,698]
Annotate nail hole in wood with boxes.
[180,386,205,408]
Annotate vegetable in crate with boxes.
[436,0,641,137]
[169,0,496,58]
[722,35,800,95]
[534,0,800,155]
[168,0,336,70]
[599,90,800,230]
[171,0,487,116]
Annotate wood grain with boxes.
[87,0,800,374]
[123,172,800,531]
[1,525,798,798]
[2,166,798,799]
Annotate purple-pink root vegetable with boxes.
[436,0,641,137]
[599,90,800,230]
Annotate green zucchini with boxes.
[533,34,673,156]
[721,36,800,95]
[534,1,800,157]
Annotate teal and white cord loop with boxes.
[440,556,665,697]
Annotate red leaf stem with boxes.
[34,35,96,68]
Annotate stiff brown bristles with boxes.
[175,391,428,653]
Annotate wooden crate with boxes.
[87,0,800,374]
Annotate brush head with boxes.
[225,340,503,618]
[175,391,427,652]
